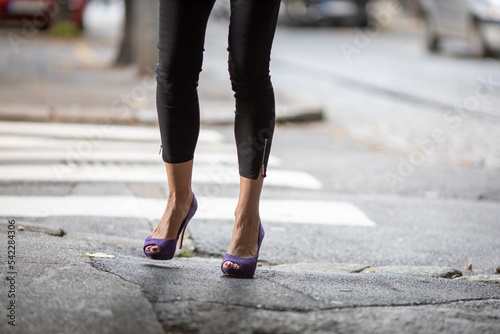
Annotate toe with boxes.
[145,245,159,253]
[232,263,240,270]
[223,261,233,268]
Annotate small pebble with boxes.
[494,267,500,274]
[465,263,472,271]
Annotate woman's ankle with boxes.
[167,191,192,205]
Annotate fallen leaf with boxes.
[85,252,115,259]
[368,270,375,273]
[17,226,25,231]
[466,263,472,271]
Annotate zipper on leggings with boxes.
[260,138,268,178]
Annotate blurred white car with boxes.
[420,0,500,57]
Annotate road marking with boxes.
[0,163,320,189]
[0,151,282,166]
[0,121,320,189]
[0,121,224,142]
[0,196,375,227]
[0,135,233,151]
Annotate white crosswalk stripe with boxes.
[0,121,376,227]
[0,164,322,189]
[0,121,223,142]
[0,196,375,226]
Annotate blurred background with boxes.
[0,0,499,273]
[0,0,498,121]
[0,0,498,120]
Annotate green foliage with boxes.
[178,249,195,258]
[49,21,82,37]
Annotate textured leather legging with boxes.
[156,0,281,179]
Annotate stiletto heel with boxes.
[143,194,197,260]
[221,222,265,278]
[178,226,186,250]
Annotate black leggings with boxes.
[156,0,281,179]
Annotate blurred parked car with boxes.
[420,0,500,57]
[0,0,87,30]
[211,0,369,27]
[280,0,369,26]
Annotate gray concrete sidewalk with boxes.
[0,28,322,126]
[0,98,323,126]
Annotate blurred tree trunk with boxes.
[115,0,135,66]
[135,0,159,76]
[399,0,423,17]
[51,0,72,25]
[115,0,159,76]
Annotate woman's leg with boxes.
[145,161,194,253]
[222,176,263,268]
[229,0,281,180]
[223,0,281,267]
[147,0,215,253]
[156,0,215,164]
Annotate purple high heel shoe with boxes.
[143,194,197,260]
[221,223,265,278]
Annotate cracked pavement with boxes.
[2,227,499,334]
